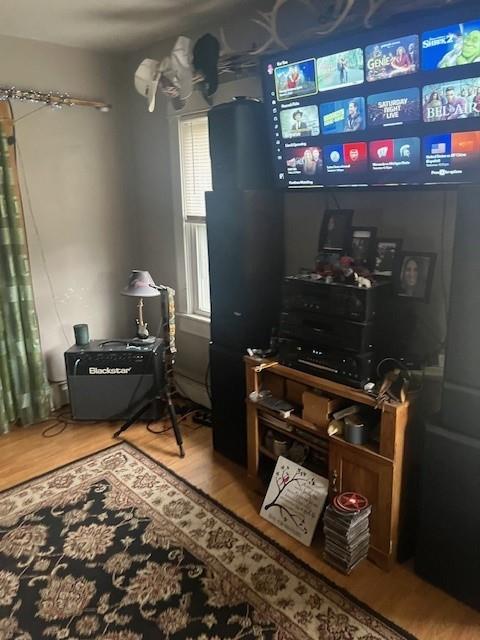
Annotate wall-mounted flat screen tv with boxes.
[261,6,480,189]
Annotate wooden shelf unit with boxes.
[245,356,411,571]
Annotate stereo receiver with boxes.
[278,338,374,388]
[282,276,391,323]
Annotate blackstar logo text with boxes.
[88,367,132,374]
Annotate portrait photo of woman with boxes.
[318,210,353,252]
[395,253,436,302]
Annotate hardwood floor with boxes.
[1,417,479,640]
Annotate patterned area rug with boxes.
[0,444,415,640]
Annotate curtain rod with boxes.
[0,86,111,112]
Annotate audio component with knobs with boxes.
[278,338,374,388]
[282,276,391,323]
[279,310,376,353]
[278,275,391,387]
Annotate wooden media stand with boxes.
[245,356,412,571]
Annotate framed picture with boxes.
[350,226,377,270]
[318,209,353,252]
[315,251,341,269]
[374,238,403,276]
[394,252,437,302]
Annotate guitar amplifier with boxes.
[278,338,374,388]
[65,339,164,420]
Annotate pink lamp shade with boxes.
[121,270,160,297]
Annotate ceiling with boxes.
[0,0,259,53]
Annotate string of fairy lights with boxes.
[0,85,111,112]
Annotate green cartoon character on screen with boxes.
[439,30,480,67]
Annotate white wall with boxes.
[0,35,138,382]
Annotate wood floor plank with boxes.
[1,420,479,639]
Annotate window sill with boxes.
[177,313,211,340]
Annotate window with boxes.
[178,115,212,317]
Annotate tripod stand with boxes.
[113,284,185,458]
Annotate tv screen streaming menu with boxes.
[262,5,480,188]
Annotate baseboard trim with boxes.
[50,381,69,411]
[175,372,211,409]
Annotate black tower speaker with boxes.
[209,344,248,465]
[206,98,284,466]
[206,189,284,351]
[208,97,273,190]
[416,186,480,610]
[415,420,480,610]
[441,186,480,439]
[207,189,284,466]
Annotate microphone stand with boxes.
[113,284,185,457]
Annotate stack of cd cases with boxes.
[323,492,371,574]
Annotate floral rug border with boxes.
[0,442,417,640]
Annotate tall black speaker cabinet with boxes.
[207,189,284,465]
[207,189,284,352]
[441,186,480,439]
[206,97,284,466]
[415,186,480,611]
[208,97,273,191]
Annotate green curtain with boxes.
[0,101,51,433]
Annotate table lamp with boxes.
[121,270,160,342]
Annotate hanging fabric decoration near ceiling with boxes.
[133,0,463,113]
[134,35,196,112]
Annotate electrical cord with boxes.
[145,409,203,434]
[41,409,101,437]
[13,104,49,124]
[205,362,212,404]
[98,340,131,347]
[55,410,99,426]
[375,356,426,394]
[331,191,341,210]
[42,397,205,438]
[16,141,71,347]
[326,190,341,210]
[146,421,171,435]
[376,357,411,380]
[41,421,69,438]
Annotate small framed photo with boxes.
[315,251,342,274]
[374,238,403,276]
[395,252,437,302]
[318,209,353,252]
[350,227,377,270]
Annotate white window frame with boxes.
[170,110,212,339]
